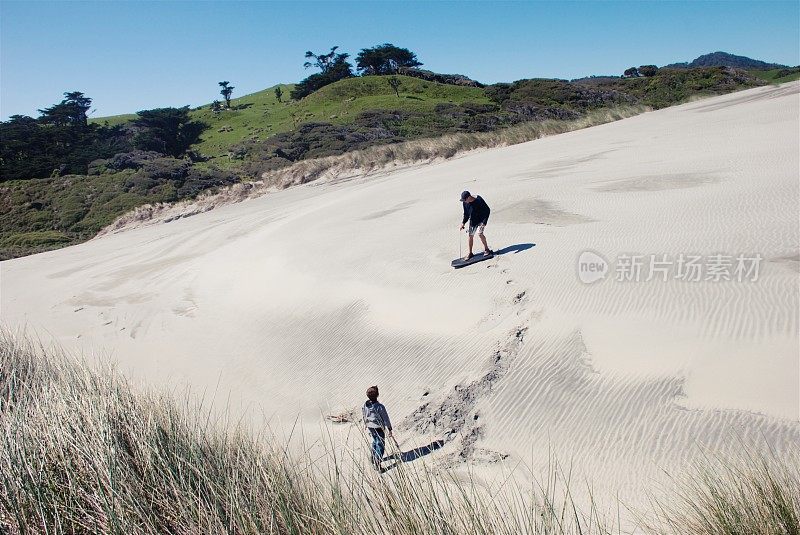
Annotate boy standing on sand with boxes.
[459,190,493,260]
[363,386,393,471]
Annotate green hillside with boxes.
[188,84,290,159]
[88,113,137,127]
[91,76,491,163]
[747,67,800,84]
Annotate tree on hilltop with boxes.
[38,91,92,127]
[2,92,130,180]
[356,43,422,75]
[639,65,658,77]
[219,81,235,108]
[291,46,353,100]
[133,107,206,157]
[623,67,640,78]
[274,86,283,102]
[304,46,346,74]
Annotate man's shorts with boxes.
[468,221,487,236]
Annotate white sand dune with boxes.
[2,82,799,511]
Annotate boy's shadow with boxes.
[381,439,445,473]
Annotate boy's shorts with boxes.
[468,221,487,236]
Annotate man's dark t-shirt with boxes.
[462,195,490,226]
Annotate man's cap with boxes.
[460,190,471,201]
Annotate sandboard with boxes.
[451,253,494,269]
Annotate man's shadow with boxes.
[495,243,535,255]
[381,439,445,472]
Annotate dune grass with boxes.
[0,330,608,534]
[647,446,800,535]
[1,329,798,534]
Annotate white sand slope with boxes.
[2,82,799,509]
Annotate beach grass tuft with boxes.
[1,329,797,534]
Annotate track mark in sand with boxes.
[172,288,199,317]
[402,325,527,462]
[691,82,799,113]
[593,172,721,192]
[130,320,150,340]
[66,292,155,308]
[511,149,618,180]
[494,199,593,226]
[93,253,197,290]
[513,291,527,304]
[769,254,800,273]
[360,200,418,220]
[47,264,94,279]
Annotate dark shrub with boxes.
[461,103,501,115]
[485,83,513,104]
[356,44,422,75]
[139,157,191,180]
[123,174,159,195]
[639,65,659,77]
[354,110,412,132]
[132,107,207,158]
[177,167,238,198]
[89,150,165,175]
[396,67,482,87]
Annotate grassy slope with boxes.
[88,113,137,127]
[91,76,491,163]
[193,76,490,163]
[747,67,800,84]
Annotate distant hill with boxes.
[664,51,789,70]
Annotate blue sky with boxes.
[1,0,798,119]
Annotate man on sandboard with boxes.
[459,190,493,260]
